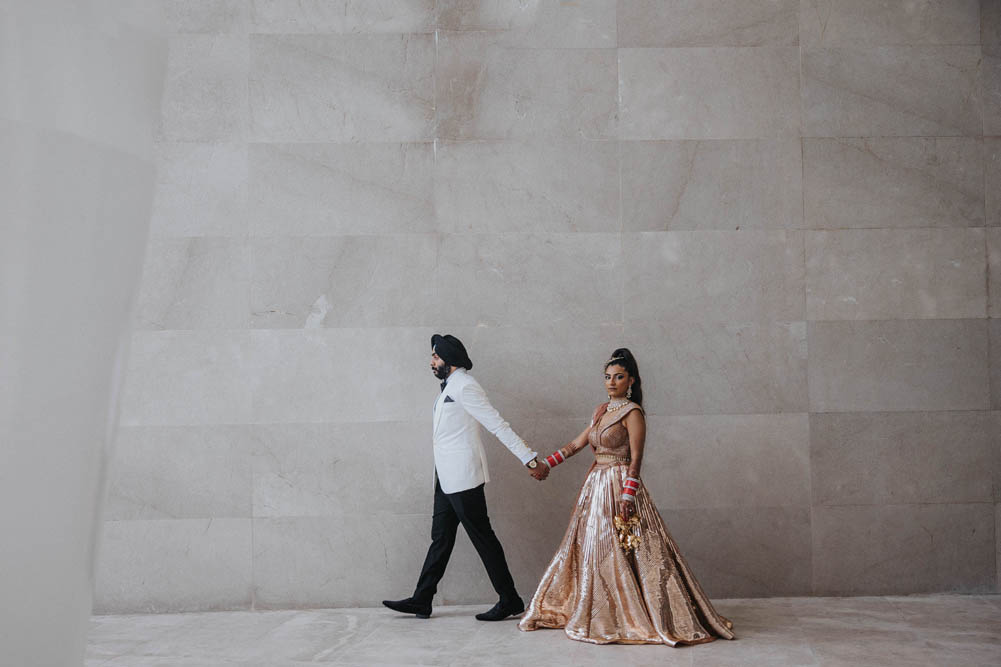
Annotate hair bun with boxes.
[605,348,638,368]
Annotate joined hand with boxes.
[530,465,549,481]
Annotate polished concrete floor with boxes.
[87,594,1001,666]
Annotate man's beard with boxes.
[432,363,451,381]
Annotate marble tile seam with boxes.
[799,43,986,48]
[807,408,998,415]
[99,508,856,521]
[808,408,992,416]
[601,408,977,417]
[236,37,940,50]
[802,317,990,324]
[98,513,438,522]
[239,232,624,237]
[800,134,989,139]
[622,318,984,326]
[148,135,994,142]
[986,220,994,317]
[117,419,438,426]
[89,592,1001,614]
[175,136,997,142]
[185,232,991,241]
[251,513,433,519]
[117,414,865,428]
[809,501,997,508]
[165,36,989,50]
[129,325,629,332]
[112,412,983,425]
[249,505,257,611]
[177,226,996,233]
[804,316,990,322]
[616,45,985,50]
[796,225,992,231]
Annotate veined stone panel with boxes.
[803,137,985,229]
[249,33,434,142]
[812,504,995,595]
[619,47,801,139]
[435,32,618,140]
[618,0,799,47]
[800,0,981,47]
[621,139,803,231]
[247,142,434,236]
[158,34,248,141]
[807,320,990,413]
[810,411,996,506]
[805,228,986,321]
[437,0,616,48]
[802,46,982,137]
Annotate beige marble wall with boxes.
[96,0,1001,613]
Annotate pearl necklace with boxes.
[606,398,630,412]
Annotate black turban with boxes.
[431,334,473,370]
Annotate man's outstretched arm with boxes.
[458,380,537,465]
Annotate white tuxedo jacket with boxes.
[432,369,537,494]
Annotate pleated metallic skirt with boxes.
[518,463,736,646]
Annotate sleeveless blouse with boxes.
[587,401,643,460]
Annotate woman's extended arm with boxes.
[560,425,592,459]
[542,425,590,468]
[542,404,605,468]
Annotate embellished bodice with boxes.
[587,401,643,459]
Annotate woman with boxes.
[518,348,735,646]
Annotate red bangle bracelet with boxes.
[622,476,640,502]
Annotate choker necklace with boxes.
[606,398,630,412]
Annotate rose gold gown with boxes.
[519,401,735,646]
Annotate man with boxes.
[382,334,548,621]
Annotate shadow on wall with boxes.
[0,2,168,666]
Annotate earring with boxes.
[627,386,632,399]
[607,394,611,400]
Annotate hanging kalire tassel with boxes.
[614,514,641,552]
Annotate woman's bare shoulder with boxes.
[621,403,645,424]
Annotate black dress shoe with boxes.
[382,597,432,619]
[475,597,525,621]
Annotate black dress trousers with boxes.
[412,477,519,605]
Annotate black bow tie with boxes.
[440,380,447,392]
